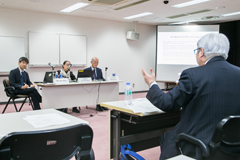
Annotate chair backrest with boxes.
[207,115,240,160]
[3,79,11,97]
[0,123,93,160]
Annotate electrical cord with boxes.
[96,81,101,104]
[81,83,96,93]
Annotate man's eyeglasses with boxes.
[92,61,99,64]
[194,48,201,55]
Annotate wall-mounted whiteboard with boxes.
[28,32,87,66]
[29,32,59,66]
[60,35,87,65]
[0,36,25,72]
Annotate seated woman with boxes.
[60,60,80,113]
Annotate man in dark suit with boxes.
[9,57,42,110]
[84,57,104,80]
[84,57,107,111]
[142,33,240,160]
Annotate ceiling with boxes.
[0,0,240,25]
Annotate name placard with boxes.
[107,76,119,81]
[53,78,69,84]
[78,77,92,83]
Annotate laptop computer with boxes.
[43,71,54,83]
[77,70,94,79]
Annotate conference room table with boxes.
[35,80,122,109]
[100,99,181,160]
[0,109,88,139]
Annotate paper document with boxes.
[127,98,162,113]
[23,113,70,128]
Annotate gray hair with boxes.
[197,33,230,59]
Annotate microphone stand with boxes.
[48,63,55,80]
[105,67,108,81]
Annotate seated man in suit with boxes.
[84,57,104,80]
[84,57,107,111]
[142,33,240,160]
[9,57,42,110]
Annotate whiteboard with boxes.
[60,35,87,65]
[29,32,87,66]
[0,36,25,72]
[29,32,59,66]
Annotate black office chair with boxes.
[0,123,95,160]
[2,78,34,114]
[176,115,240,160]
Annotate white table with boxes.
[0,109,88,139]
[36,80,122,109]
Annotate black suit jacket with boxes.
[9,68,32,93]
[147,56,240,160]
[84,67,103,80]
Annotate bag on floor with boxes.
[120,144,145,160]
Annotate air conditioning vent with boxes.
[167,9,213,19]
[188,9,213,15]
[115,0,150,10]
[167,14,188,19]
[95,0,125,5]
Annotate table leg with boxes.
[110,110,121,160]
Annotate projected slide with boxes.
[156,25,219,82]
[158,32,212,65]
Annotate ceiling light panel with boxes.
[124,12,153,19]
[170,20,198,25]
[221,11,240,17]
[60,2,89,13]
[172,0,211,8]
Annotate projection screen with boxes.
[156,25,219,82]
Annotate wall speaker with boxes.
[126,31,140,40]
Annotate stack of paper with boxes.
[23,113,70,128]
[127,98,162,113]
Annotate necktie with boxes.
[21,71,25,86]
[93,69,97,79]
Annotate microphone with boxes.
[48,63,55,70]
[105,67,108,81]
[68,64,72,70]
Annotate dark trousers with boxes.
[17,87,42,110]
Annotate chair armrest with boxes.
[176,133,210,157]
[5,86,16,95]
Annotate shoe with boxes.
[102,107,109,110]
[96,104,104,111]
[57,108,67,113]
[72,107,80,113]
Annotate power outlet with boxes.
[132,83,135,88]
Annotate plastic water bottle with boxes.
[124,82,132,106]
[55,72,58,78]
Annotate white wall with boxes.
[0,8,157,102]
